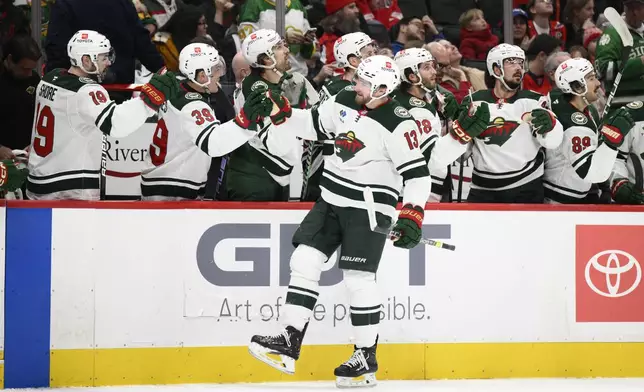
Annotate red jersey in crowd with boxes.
[527,20,566,43]
[522,71,553,96]
[459,26,499,60]
[360,0,403,30]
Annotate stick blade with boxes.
[362,187,378,231]
[604,7,634,47]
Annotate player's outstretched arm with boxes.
[385,120,432,207]
[78,72,179,138]
[265,89,336,142]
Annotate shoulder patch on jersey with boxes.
[343,86,354,91]
[627,101,643,110]
[571,112,588,125]
[185,92,203,100]
[599,34,610,46]
[79,77,96,84]
[394,106,411,118]
[251,80,269,92]
[409,97,425,107]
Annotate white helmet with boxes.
[394,48,435,87]
[356,55,401,102]
[334,32,374,69]
[67,30,114,77]
[555,58,594,96]
[179,43,220,88]
[486,43,525,90]
[241,29,283,69]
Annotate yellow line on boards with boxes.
[49,342,644,387]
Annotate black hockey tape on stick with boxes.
[362,187,456,251]
[601,7,634,118]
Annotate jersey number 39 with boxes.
[33,103,55,157]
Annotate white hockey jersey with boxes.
[393,90,467,202]
[463,89,563,191]
[231,71,317,186]
[611,101,644,195]
[544,97,616,203]
[27,69,156,200]
[141,85,258,200]
[271,88,432,219]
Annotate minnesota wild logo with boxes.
[335,131,365,162]
[479,117,520,146]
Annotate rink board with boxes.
[2,201,644,388]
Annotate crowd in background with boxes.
[0,0,642,202]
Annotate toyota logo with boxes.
[585,250,642,298]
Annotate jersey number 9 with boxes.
[33,103,55,157]
[150,119,169,166]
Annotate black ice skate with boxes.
[248,323,307,375]
[334,339,378,388]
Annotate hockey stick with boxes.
[601,7,634,118]
[100,134,108,200]
[362,187,456,251]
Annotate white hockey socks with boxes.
[344,270,380,348]
[281,245,326,331]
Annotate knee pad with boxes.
[343,270,378,306]
[290,244,328,283]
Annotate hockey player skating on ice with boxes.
[455,43,564,203]
[27,30,180,200]
[611,101,644,204]
[544,58,635,203]
[140,43,271,200]
[248,55,431,388]
[392,48,468,202]
[303,32,377,201]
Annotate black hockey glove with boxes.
[600,107,634,149]
[450,102,490,144]
[234,86,273,131]
[391,204,424,249]
[266,89,293,125]
[611,179,644,204]
[529,108,557,135]
[140,71,180,110]
[0,159,28,192]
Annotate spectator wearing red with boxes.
[362,0,403,30]
[582,26,602,62]
[522,34,562,95]
[319,0,361,65]
[458,9,499,60]
[527,0,566,43]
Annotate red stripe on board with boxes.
[5,200,644,212]
[105,170,140,178]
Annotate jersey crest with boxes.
[79,77,95,84]
[335,131,365,162]
[394,106,411,118]
[479,117,521,146]
[571,112,588,125]
[185,92,202,100]
[627,101,643,109]
[409,97,425,107]
[251,80,269,92]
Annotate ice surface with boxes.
[6,379,644,392]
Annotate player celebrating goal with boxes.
[611,101,644,204]
[454,43,563,203]
[140,43,270,200]
[392,48,468,202]
[27,30,179,200]
[248,56,431,388]
[544,58,634,203]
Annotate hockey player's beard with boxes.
[503,78,521,91]
[355,92,369,106]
